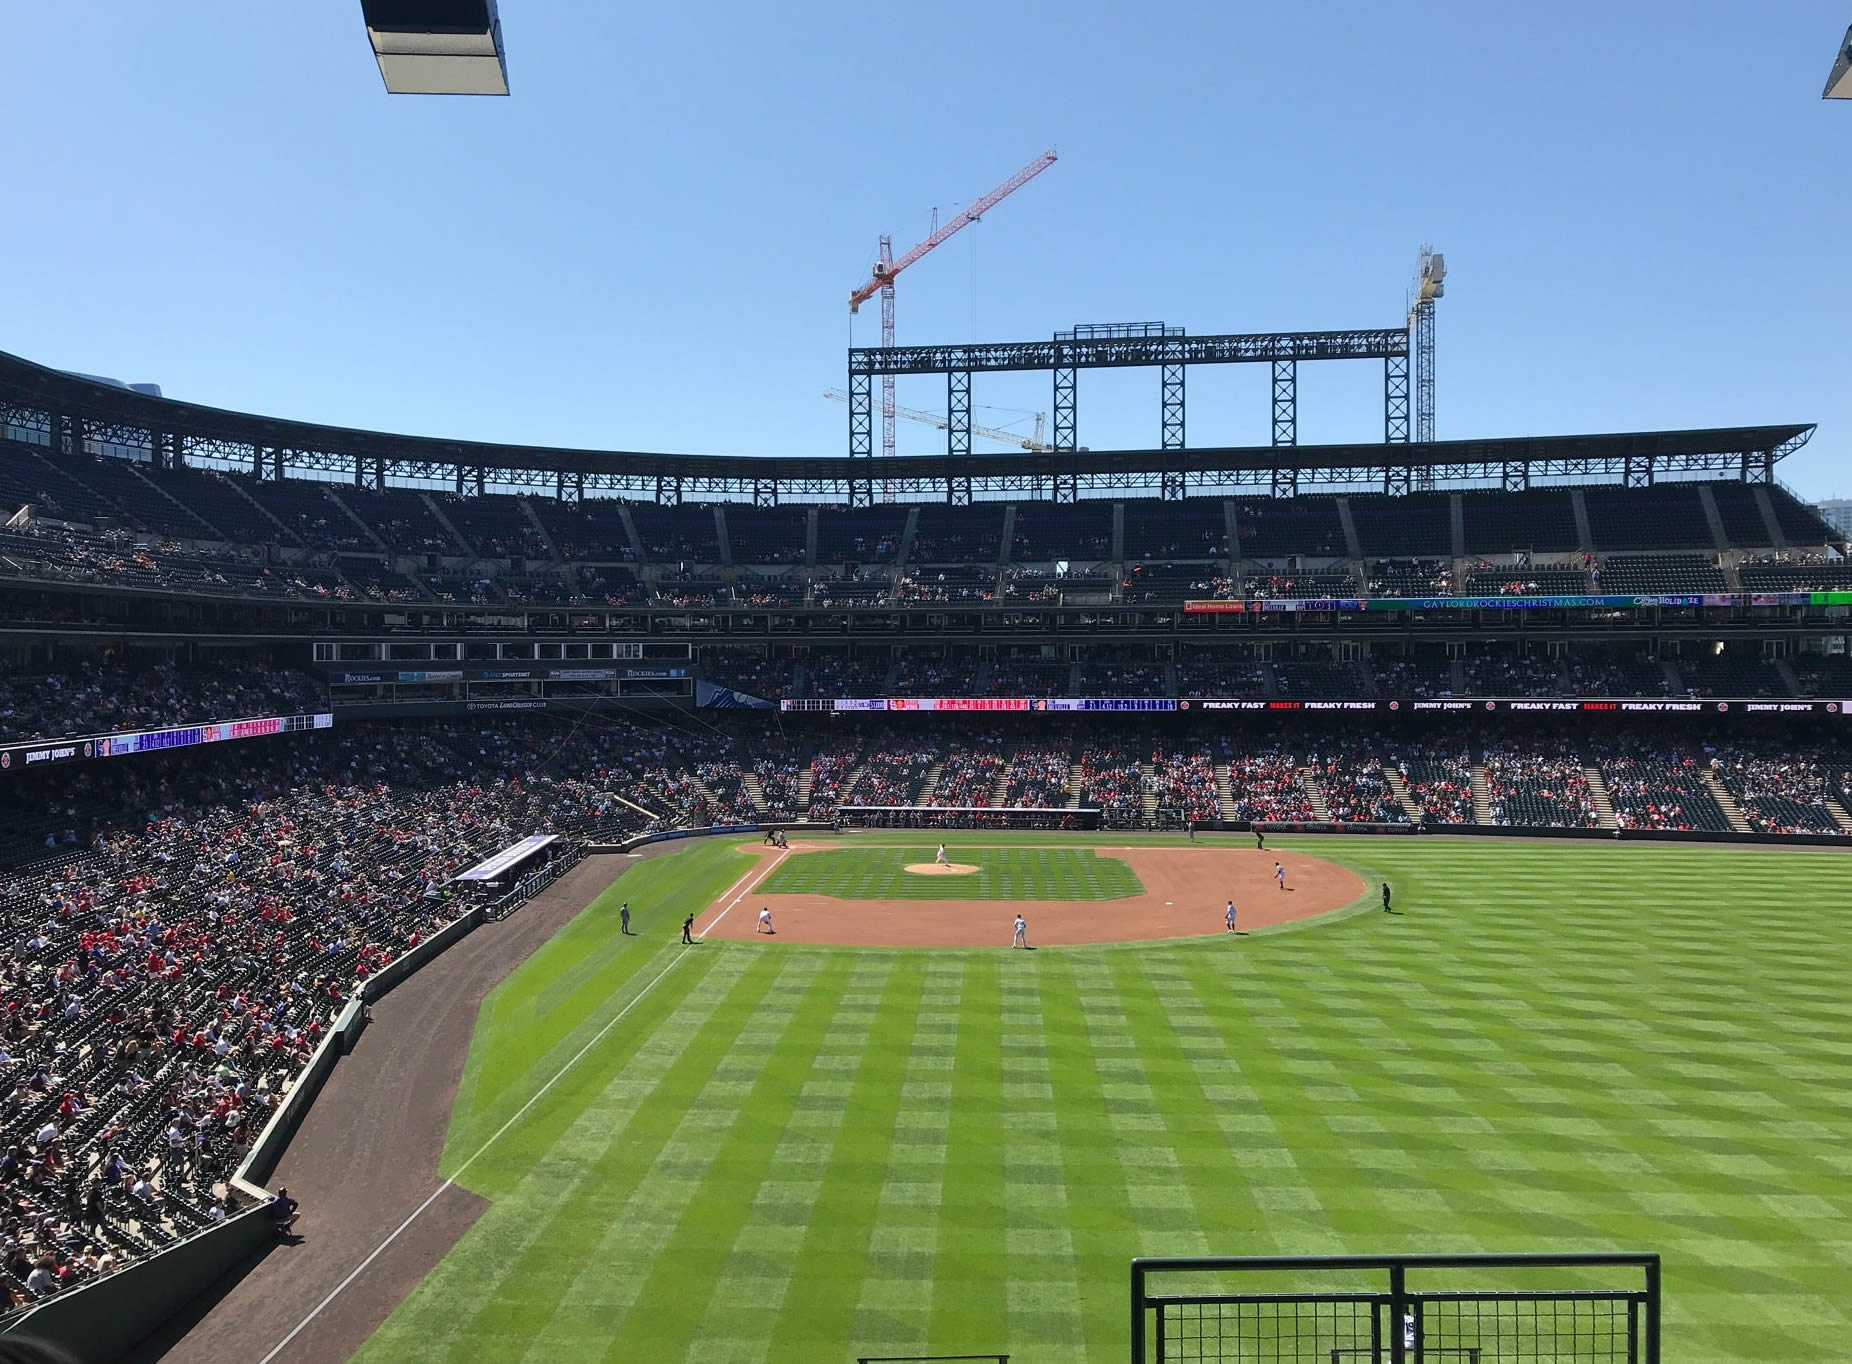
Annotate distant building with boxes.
[1814,499,1852,540]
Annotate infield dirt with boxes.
[702,842,1366,947]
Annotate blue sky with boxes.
[2,3,1848,496]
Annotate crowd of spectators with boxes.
[1592,740,1731,833]
[842,746,938,809]
[889,569,994,604]
[804,747,859,819]
[0,718,669,1306]
[928,743,1005,807]
[0,660,325,746]
[1714,744,1844,835]
[1391,742,1476,825]
[751,749,802,819]
[1305,738,1407,823]
[1075,743,1145,822]
[1243,573,1355,601]
[1002,744,1072,808]
[1481,738,1599,828]
[1148,747,1219,824]
[1225,745,1314,823]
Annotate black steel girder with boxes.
[0,348,1815,508]
[849,328,1408,376]
[1271,360,1296,447]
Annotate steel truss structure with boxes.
[846,327,1414,457]
[0,349,1813,509]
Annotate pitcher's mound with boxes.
[905,862,979,876]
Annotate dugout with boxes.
[452,832,560,893]
[840,805,1102,830]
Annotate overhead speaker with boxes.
[361,0,509,95]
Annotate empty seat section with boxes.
[1462,490,1579,554]
[248,479,370,550]
[1235,498,1344,559]
[913,506,1002,562]
[1767,487,1838,547]
[1367,559,1453,596]
[535,498,634,561]
[727,507,808,565]
[1739,556,1852,591]
[64,456,216,538]
[1584,486,1710,552]
[12,449,127,525]
[816,507,905,564]
[342,487,453,554]
[1349,494,1451,557]
[1675,654,1788,697]
[145,466,274,541]
[1122,499,1225,559]
[1461,565,1589,595]
[1011,503,1112,561]
[1708,484,1772,549]
[631,504,720,561]
[437,494,544,558]
[1178,648,1268,697]
[1598,554,1726,592]
[1122,562,1221,601]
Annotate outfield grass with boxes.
[356,838,1852,1363]
[756,844,1145,900]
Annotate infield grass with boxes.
[756,844,1145,900]
[356,837,1852,1364]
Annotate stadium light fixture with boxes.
[361,0,509,95]
[1826,22,1852,98]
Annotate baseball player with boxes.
[1274,861,1287,891]
[1225,900,1237,933]
[1381,882,1392,913]
[757,906,774,935]
[620,902,631,935]
[1012,914,1028,949]
[936,843,950,867]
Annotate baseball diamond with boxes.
[247,833,1848,1364]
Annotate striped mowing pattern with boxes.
[757,846,1145,900]
[357,840,1852,1363]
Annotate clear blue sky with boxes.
[2,3,1848,495]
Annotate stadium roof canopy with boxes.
[0,348,1814,507]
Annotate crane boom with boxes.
[848,150,1057,313]
[823,390,1053,452]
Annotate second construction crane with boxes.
[823,389,1050,452]
[848,150,1057,466]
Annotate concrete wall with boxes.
[1,1208,278,1363]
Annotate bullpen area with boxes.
[294,834,1852,1363]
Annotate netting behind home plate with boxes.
[1131,1255,1659,1364]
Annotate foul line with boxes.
[700,846,789,937]
[257,845,789,1363]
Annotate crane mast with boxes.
[848,151,1058,472]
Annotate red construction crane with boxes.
[849,150,1057,466]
